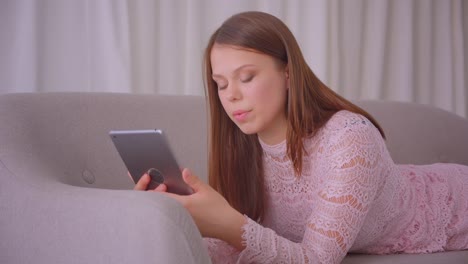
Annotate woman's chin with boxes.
[237,125,258,135]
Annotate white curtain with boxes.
[0,0,466,117]
[327,0,467,117]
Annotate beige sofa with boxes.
[0,92,467,264]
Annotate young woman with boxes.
[135,11,468,263]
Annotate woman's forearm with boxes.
[218,208,247,251]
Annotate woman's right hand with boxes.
[132,173,167,192]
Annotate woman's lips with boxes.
[233,110,250,122]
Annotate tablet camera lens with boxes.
[147,168,164,184]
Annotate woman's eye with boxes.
[241,75,254,83]
[217,83,227,90]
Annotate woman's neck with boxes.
[257,123,287,145]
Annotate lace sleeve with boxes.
[238,114,387,263]
[203,237,240,264]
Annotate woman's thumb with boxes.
[182,168,202,191]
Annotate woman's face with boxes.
[211,44,289,144]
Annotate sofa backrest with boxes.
[0,93,208,189]
[356,100,468,166]
[0,93,467,190]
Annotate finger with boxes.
[134,173,150,190]
[152,183,167,192]
[182,168,203,192]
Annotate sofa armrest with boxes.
[0,161,211,264]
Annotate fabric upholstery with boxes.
[0,92,466,263]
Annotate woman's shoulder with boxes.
[324,110,374,132]
[309,110,385,158]
[306,110,381,152]
[311,110,381,147]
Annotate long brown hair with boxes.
[203,11,385,222]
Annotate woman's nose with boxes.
[226,83,241,101]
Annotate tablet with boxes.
[109,129,193,195]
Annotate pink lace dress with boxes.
[204,110,468,263]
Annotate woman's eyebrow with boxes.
[212,64,256,79]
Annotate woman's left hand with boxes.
[163,168,246,250]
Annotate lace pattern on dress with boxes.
[238,111,387,263]
[205,110,468,263]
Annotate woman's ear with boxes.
[285,65,290,90]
